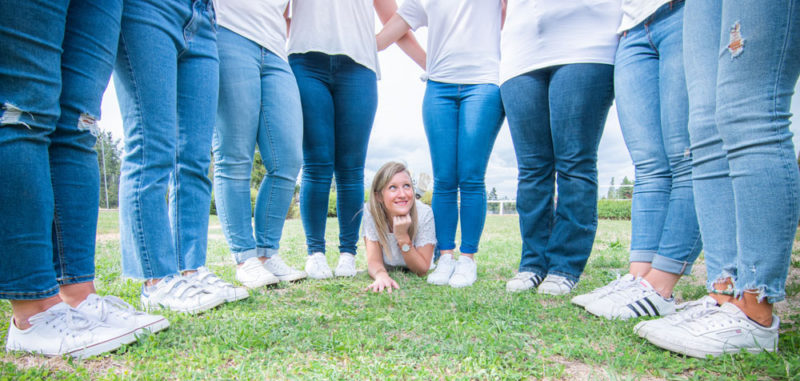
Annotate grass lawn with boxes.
[1,211,798,380]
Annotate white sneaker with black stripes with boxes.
[584,278,675,320]
[506,271,543,292]
[537,274,576,295]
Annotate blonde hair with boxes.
[368,162,418,256]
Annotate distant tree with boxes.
[251,151,266,190]
[488,187,498,201]
[95,130,122,208]
[607,177,617,199]
[618,176,634,199]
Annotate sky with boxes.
[97,20,800,201]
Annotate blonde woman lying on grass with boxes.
[363,162,437,293]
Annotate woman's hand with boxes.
[366,273,399,293]
[393,214,412,240]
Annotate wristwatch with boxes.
[400,243,411,253]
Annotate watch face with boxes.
[401,244,411,252]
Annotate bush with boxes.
[597,199,632,220]
[420,190,432,205]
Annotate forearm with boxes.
[395,31,426,69]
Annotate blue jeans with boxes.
[0,0,121,299]
[115,0,218,279]
[213,27,302,264]
[501,64,614,283]
[615,0,702,276]
[423,81,504,254]
[684,0,800,303]
[289,52,377,256]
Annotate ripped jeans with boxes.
[684,0,800,303]
[0,0,122,299]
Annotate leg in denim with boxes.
[423,81,503,255]
[455,84,504,254]
[503,64,613,283]
[0,0,121,299]
[116,0,217,279]
[683,0,737,292]
[715,1,800,302]
[291,52,377,255]
[213,27,302,264]
[615,1,702,276]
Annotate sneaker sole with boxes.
[135,317,170,337]
[66,331,136,358]
[224,292,250,303]
[239,277,279,289]
[142,296,225,315]
[334,271,356,277]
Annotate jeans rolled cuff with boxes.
[459,244,478,255]
[257,247,279,258]
[629,249,656,263]
[232,248,259,264]
[650,254,694,276]
[56,274,95,286]
[518,266,546,279]
[0,284,60,301]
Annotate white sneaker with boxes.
[635,295,719,339]
[189,267,249,303]
[77,294,169,341]
[141,274,225,314]
[5,302,133,358]
[642,303,779,358]
[571,273,636,308]
[264,255,307,282]
[585,278,675,320]
[506,272,543,292]
[537,274,576,296]
[305,252,333,279]
[334,253,357,277]
[427,254,456,285]
[448,256,477,288]
[236,257,279,288]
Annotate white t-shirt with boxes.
[500,0,622,85]
[213,0,290,61]
[362,200,437,268]
[618,0,671,33]
[397,0,502,85]
[287,0,380,75]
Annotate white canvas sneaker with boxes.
[537,274,576,296]
[635,295,719,339]
[448,256,477,288]
[236,257,279,288]
[5,302,134,358]
[264,255,307,282]
[571,273,636,308]
[189,267,249,303]
[305,252,333,279]
[585,278,675,320]
[77,294,169,340]
[506,272,543,292]
[141,274,225,314]
[643,303,779,358]
[334,253,357,277]
[427,254,456,285]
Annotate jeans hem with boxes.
[629,249,656,263]
[0,285,60,301]
[518,266,546,278]
[57,274,95,286]
[546,270,581,284]
[233,248,259,264]
[650,254,694,276]
[257,247,279,258]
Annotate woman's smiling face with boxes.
[380,171,414,218]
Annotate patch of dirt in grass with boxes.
[547,355,665,381]
[2,354,130,377]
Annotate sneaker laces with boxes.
[29,306,98,340]
[669,296,720,324]
[89,295,139,322]
[310,254,328,267]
